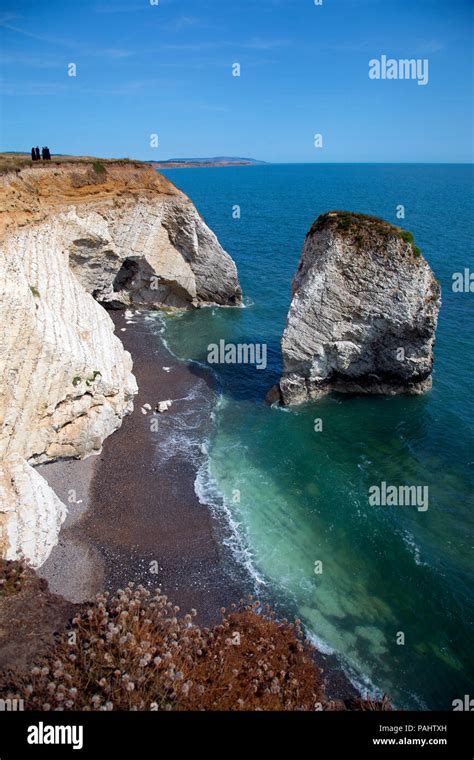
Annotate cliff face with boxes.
[0,162,242,309]
[275,212,441,406]
[0,161,242,566]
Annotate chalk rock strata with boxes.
[273,211,441,406]
[0,211,137,567]
[0,161,242,565]
[69,198,241,309]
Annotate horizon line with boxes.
[2,152,472,166]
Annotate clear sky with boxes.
[0,0,472,162]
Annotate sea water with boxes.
[159,163,474,709]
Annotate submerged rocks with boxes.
[273,211,441,406]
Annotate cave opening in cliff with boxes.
[113,257,140,292]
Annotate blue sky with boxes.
[0,0,472,162]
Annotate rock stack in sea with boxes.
[0,160,241,566]
[270,211,441,406]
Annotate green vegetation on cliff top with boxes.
[308,210,422,258]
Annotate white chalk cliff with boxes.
[0,161,241,566]
[272,211,441,406]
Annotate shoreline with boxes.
[38,309,250,626]
[37,308,359,700]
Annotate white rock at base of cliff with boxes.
[0,456,67,568]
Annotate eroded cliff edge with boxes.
[271,211,441,406]
[0,160,242,566]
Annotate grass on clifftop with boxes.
[0,152,147,175]
[0,571,391,712]
[308,211,422,258]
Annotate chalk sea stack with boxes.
[271,211,441,406]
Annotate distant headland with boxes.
[149,157,267,168]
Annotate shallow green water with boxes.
[160,164,474,709]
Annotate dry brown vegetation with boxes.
[0,575,391,712]
[0,559,26,597]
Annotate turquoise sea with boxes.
[159,164,474,709]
